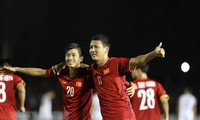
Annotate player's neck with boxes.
[69,68,79,78]
[96,56,109,67]
[139,74,148,79]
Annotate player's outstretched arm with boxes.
[1,66,46,77]
[129,42,165,69]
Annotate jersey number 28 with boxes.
[138,88,155,110]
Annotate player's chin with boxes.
[91,56,98,61]
[67,64,76,68]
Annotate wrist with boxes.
[151,51,157,57]
[13,67,18,72]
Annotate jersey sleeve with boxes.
[157,82,168,98]
[87,71,95,89]
[13,74,24,86]
[81,67,95,89]
[118,57,132,75]
[45,68,56,78]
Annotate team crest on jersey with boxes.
[76,81,82,87]
[103,68,109,74]
[62,80,67,84]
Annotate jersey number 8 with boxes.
[0,82,6,103]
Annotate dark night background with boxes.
[1,0,199,115]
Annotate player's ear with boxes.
[105,46,109,53]
[80,56,84,62]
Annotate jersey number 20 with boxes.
[66,86,74,97]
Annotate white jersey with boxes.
[178,94,197,120]
[90,93,102,120]
[38,92,54,120]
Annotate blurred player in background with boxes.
[130,64,169,120]
[0,58,26,120]
[38,90,56,120]
[90,91,102,120]
[177,86,197,120]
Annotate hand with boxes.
[19,106,25,112]
[154,42,165,58]
[80,63,89,68]
[126,82,137,98]
[51,62,66,75]
[163,115,169,120]
[0,66,15,74]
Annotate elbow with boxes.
[18,86,26,93]
[130,58,145,67]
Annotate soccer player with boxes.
[45,34,165,120]
[90,91,102,120]
[0,43,94,120]
[177,87,197,120]
[0,58,26,120]
[38,90,56,120]
[88,34,166,120]
[130,64,169,120]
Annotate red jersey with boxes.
[130,78,167,120]
[46,67,94,120]
[89,57,136,120]
[0,72,24,120]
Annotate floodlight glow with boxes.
[181,62,190,73]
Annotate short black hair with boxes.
[0,58,11,66]
[136,64,149,73]
[65,43,84,57]
[91,34,111,48]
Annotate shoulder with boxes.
[80,63,89,68]
[79,67,90,74]
[108,57,130,64]
[110,57,129,60]
[12,74,23,80]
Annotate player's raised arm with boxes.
[129,42,165,69]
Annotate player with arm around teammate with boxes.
[88,34,165,120]
[0,43,94,120]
